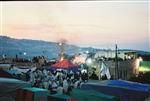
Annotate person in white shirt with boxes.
[63,79,68,94]
[30,71,35,86]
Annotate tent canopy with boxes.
[49,59,80,72]
[52,59,79,68]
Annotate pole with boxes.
[115,44,118,79]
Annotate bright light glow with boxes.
[86,58,92,64]
[135,57,143,70]
[139,57,143,62]
[128,56,131,59]
[60,56,64,61]
[73,54,87,64]
[59,43,62,46]
[23,52,26,55]
[86,51,89,54]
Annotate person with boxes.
[30,71,35,86]
[50,80,58,94]
[74,80,80,88]
[101,74,107,80]
[90,71,99,80]
[79,81,84,88]
[63,79,68,94]
[57,83,63,94]
[43,77,49,89]
[81,72,88,83]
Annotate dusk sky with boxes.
[0,1,149,51]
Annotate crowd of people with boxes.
[28,68,88,95]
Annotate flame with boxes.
[60,56,64,61]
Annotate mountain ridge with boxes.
[0,36,149,59]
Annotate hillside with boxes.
[0,36,149,59]
[0,36,80,59]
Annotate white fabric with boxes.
[100,62,111,79]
